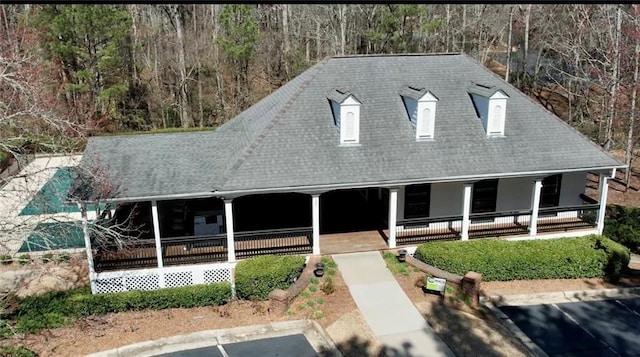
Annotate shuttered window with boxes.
[489,105,503,135]
[417,108,433,138]
[343,111,356,142]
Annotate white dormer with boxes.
[468,83,509,137]
[328,89,361,145]
[400,86,439,141]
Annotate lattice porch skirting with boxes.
[91,262,235,294]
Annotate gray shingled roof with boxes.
[80,53,623,200]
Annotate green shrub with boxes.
[0,254,12,265]
[604,205,640,253]
[234,255,305,300]
[414,235,627,281]
[0,346,37,357]
[55,254,70,263]
[594,235,630,282]
[9,283,231,334]
[17,254,30,266]
[40,253,54,263]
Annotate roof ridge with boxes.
[330,52,462,59]
[218,59,329,188]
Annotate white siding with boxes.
[496,177,533,211]
[429,182,464,217]
[559,172,587,206]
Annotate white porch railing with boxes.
[91,261,235,294]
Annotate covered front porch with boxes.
[78,170,612,293]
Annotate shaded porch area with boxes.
[395,203,599,246]
[92,194,313,273]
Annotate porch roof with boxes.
[80,53,623,201]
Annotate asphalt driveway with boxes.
[499,297,640,357]
[154,334,318,357]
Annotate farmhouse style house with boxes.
[76,53,624,294]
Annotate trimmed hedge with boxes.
[604,205,640,253]
[8,282,232,334]
[414,235,629,282]
[235,255,306,300]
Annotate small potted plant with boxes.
[314,262,325,277]
[397,249,408,262]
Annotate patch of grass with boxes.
[383,251,410,276]
[299,290,312,298]
[316,297,324,305]
[306,300,316,308]
[297,304,305,311]
[308,285,317,293]
[310,277,319,285]
[6,283,232,334]
[320,278,336,295]
[310,309,324,319]
[327,268,336,276]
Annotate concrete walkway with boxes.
[333,251,455,357]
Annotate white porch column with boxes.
[312,194,320,255]
[388,188,398,248]
[151,200,163,268]
[529,179,543,237]
[461,184,472,240]
[225,199,236,262]
[597,174,609,235]
[78,203,96,294]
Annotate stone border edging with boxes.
[86,319,342,357]
[268,255,320,315]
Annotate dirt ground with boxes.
[586,149,640,207]
[0,258,381,357]
[2,248,640,356]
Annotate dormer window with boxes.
[328,89,361,145]
[400,85,438,141]
[468,83,509,137]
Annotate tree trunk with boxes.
[193,5,204,127]
[171,6,192,128]
[461,5,467,52]
[506,6,514,83]
[282,4,290,77]
[339,5,347,55]
[445,4,450,52]
[604,6,621,151]
[522,4,532,86]
[625,42,640,189]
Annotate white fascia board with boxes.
[214,165,626,197]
